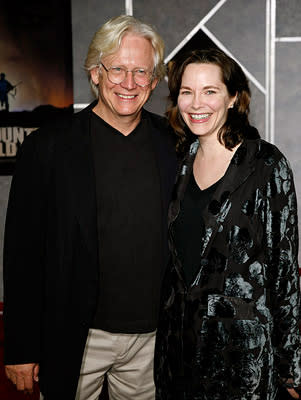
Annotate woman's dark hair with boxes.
[167,48,255,153]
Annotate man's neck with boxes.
[92,103,142,136]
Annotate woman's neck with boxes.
[193,136,241,190]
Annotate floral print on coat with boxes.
[155,139,301,400]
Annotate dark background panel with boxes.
[134,0,220,57]
[248,82,265,136]
[276,0,301,37]
[275,42,301,219]
[71,0,125,104]
[206,0,266,89]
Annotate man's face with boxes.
[91,33,158,128]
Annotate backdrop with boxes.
[0,0,300,300]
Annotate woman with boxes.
[155,49,301,400]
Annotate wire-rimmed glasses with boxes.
[100,63,154,87]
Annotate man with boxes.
[0,72,14,111]
[3,15,177,400]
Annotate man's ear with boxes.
[151,77,159,91]
[90,67,100,85]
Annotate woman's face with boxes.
[177,62,236,139]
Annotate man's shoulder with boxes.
[28,114,73,146]
[144,109,168,129]
[28,103,92,145]
[143,109,176,143]
[17,110,88,167]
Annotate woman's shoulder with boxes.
[244,139,294,182]
[246,138,290,165]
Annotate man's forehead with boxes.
[103,34,154,68]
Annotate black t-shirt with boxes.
[173,173,221,285]
[90,110,163,333]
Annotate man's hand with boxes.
[287,387,300,399]
[5,363,39,394]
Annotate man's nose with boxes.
[121,71,137,89]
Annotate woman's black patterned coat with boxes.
[155,138,301,400]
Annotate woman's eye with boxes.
[180,91,191,95]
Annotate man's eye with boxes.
[135,69,146,76]
[205,90,215,95]
[111,67,123,73]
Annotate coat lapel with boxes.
[172,140,256,261]
[169,140,199,226]
[201,143,255,258]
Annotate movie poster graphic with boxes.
[0,0,73,174]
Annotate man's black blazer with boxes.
[3,102,177,399]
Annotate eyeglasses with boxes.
[100,63,154,87]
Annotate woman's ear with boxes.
[229,92,238,109]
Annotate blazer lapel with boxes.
[64,106,98,257]
[147,112,177,219]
